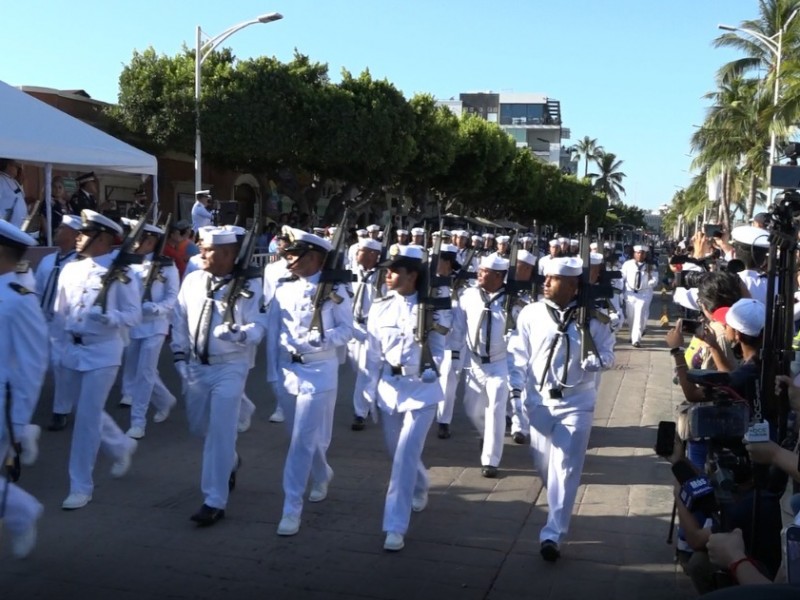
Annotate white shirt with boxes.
[191,201,214,230]
[621,259,658,295]
[0,172,26,227]
[129,254,180,338]
[35,249,78,320]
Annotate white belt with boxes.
[204,351,250,365]
[283,348,338,364]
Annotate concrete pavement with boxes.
[0,309,695,599]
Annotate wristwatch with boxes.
[670,347,684,357]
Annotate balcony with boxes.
[499,116,559,127]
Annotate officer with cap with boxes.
[355,244,452,552]
[54,210,141,510]
[621,245,657,347]
[35,214,82,432]
[191,190,215,231]
[120,222,179,440]
[508,256,615,562]
[0,159,26,227]
[347,237,384,430]
[0,220,48,558]
[171,227,266,526]
[265,228,353,537]
[69,172,98,213]
[455,254,514,477]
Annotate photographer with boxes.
[729,225,769,305]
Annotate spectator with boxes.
[163,220,194,280]
[69,172,98,213]
[0,158,26,227]
[40,176,73,239]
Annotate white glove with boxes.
[175,360,189,381]
[307,329,323,348]
[581,353,603,372]
[213,324,246,343]
[88,305,111,325]
[609,313,621,331]
[142,302,160,316]
[421,368,438,383]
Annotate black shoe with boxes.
[512,432,527,445]
[351,416,366,431]
[190,504,225,527]
[481,465,498,478]
[632,341,641,348]
[478,437,483,450]
[47,413,68,432]
[540,539,560,562]
[228,456,242,492]
[437,423,451,439]
[505,415,512,434]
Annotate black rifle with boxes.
[416,234,452,376]
[504,231,524,333]
[451,247,477,300]
[142,214,174,303]
[576,217,615,363]
[93,201,154,313]
[309,210,355,340]
[21,199,43,233]
[221,203,262,326]
[372,221,392,297]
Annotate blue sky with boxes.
[2,0,759,210]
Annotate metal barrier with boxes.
[251,252,276,268]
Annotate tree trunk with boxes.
[746,173,757,221]
[584,156,588,179]
[719,168,732,232]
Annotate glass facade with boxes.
[499,103,546,125]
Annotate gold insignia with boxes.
[389,244,399,259]
[282,225,295,242]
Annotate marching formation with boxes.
[0,209,662,561]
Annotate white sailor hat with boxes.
[208,227,237,245]
[590,252,604,265]
[80,209,123,236]
[356,228,368,237]
[327,226,338,235]
[411,227,426,236]
[358,238,382,252]
[633,244,649,253]
[731,225,770,248]
[569,238,579,247]
[544,256,583,277]
[603,242,612,249]
[120,216,134,228]
[453,229,469,238]
[590,242,598,251]
[557,237,568,244]
[195,189,211,197]
[496,235,510,244]
[479,254,509,271]
[435,229,452,239]
[726,298,765,336]
[285,228,333,253]
[197,225,216,242]
[519,235,532,243]
[432,231,441,238]
[548,239,559,247]
[517,250,536,266]
[61,214,83,231]
[0,220,37,249]
[366,224,381,232]
[482,232,495,239]
[122,219,163,236]
[396,229,409,236]
[380,244,425,269]
[312,227,326,235]
[471,234,482,242]
[440,243,458,255]
[223,225,246,237]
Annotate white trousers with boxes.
[380,404,435,535]
[463,363,508,467]
[62,366,133,496]
[0,440,42,535]
[436,351,460,425]
[509,393,529,436]
[126,335,175,430]
[239,393,256,426]
[346,338,370,418]
[184,361,248,509]
[529,401,594,544]
[624,293,651,344]
[277,386,337,518]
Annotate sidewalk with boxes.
[0,308,694,600]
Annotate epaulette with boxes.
[9,282,33,295]
[15,260,31,274]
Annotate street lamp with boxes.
[718,9,799,171]
[195,12,283,193]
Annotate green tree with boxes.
[572,135,604,178]
[588,150,627,204]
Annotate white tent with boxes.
[0,79,158,243]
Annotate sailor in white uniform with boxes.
[191,190,215,231]
[620,245,658,347]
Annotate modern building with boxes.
[439,92,576,175]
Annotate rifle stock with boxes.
[416,234,451,375]
[142,213,173,303]
[504,231,521,333]
[221,203,262,326]
[578,217,602,364]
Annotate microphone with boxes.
[672,459,718,514]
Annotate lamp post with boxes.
[718,9,799,173]
[195,12,283,193]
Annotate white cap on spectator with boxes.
[223,225,246,237]
[726,298,765,336]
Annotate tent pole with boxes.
[45,163,52,246]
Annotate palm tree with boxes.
[588,150,626,204]
[572,136,604,178]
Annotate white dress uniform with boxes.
[0,232,48,556]
[508,259,615,548]
[620,253,657,345]
[191,200,214,231]
[348,255,383,421]
[263,256,289,305]
[437,284,466,430]
[456,260,514,471]
[123,251,179,436]
[54,239,141,504]
[264,231,353,532]
[171,245,266,513]
[35,244,79,421]
[357,272,451,547]
[0,171,26,227]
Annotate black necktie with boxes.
[195,276,227,364]
[475,290,505,358]
[634,266,642,291]
[353,269,372,321]
[41,251,74,317]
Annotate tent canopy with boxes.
[0,80,157,175]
